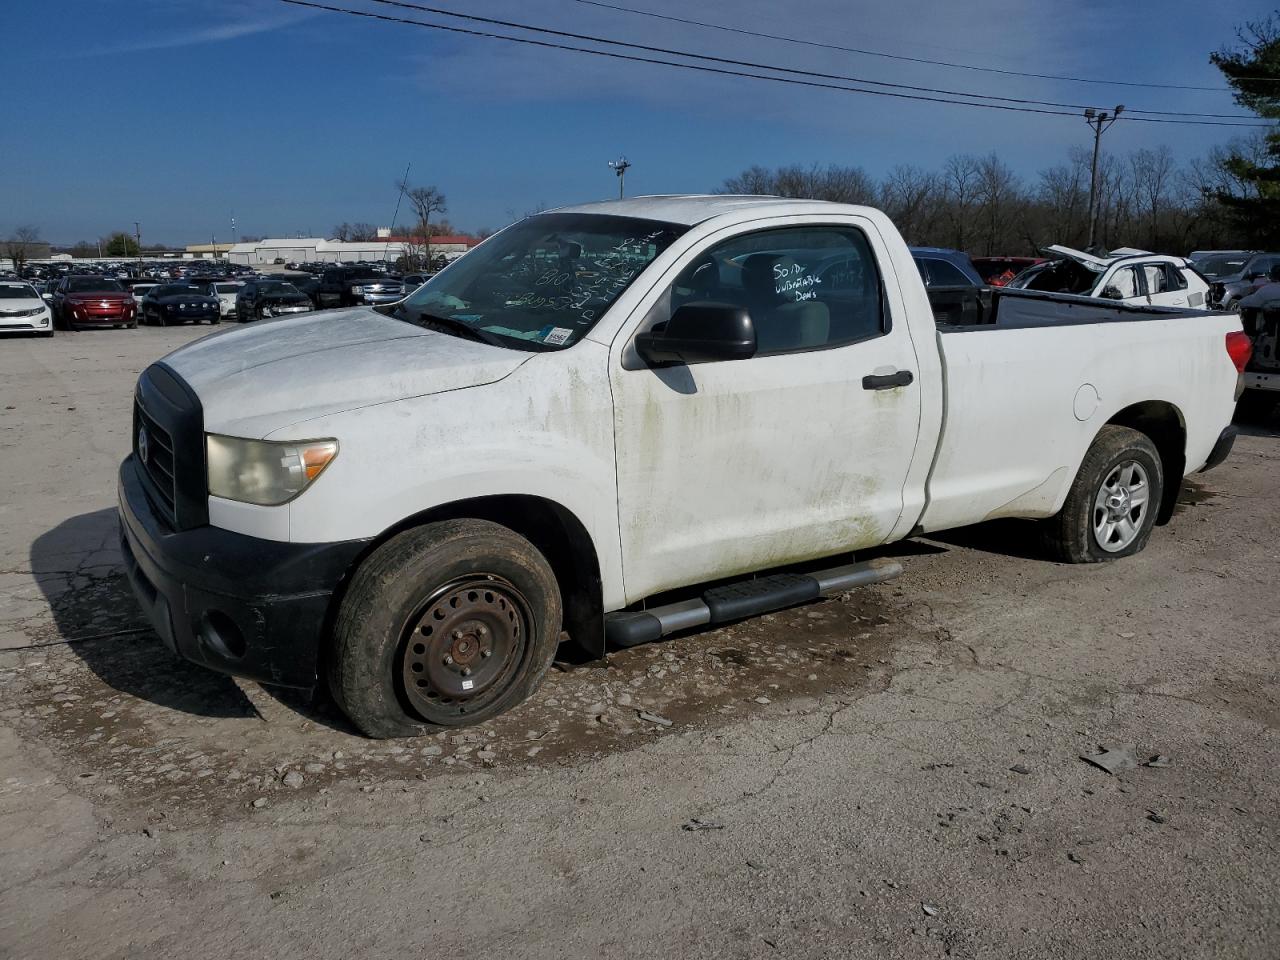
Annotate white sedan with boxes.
[0,280,54,336]
[212,281,243,318]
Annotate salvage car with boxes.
[0,280,54,336]
[1208,252,1280,312]
[118,196,1247,738]
[52,276,137,330]
[234,280,313,322]
[1007,246,1209,309]
[139,284,220,326]
[1234,282,1280,414]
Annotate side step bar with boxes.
[604,557,904,649]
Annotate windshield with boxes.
[395,213,686,350]
[1196,255,1249,279]
[66,277,124,293]
[0,283,39,299]
[156,284,203,297]
[215,283,240,293]
[259,282,301,295]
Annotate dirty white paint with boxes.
[157,197,1242,615]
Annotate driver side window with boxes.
[666,225,886,356]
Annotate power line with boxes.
[362,0,1254,120]
[278,0,1272,127]
[567,0,1236,94]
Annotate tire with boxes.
[329,519,563,738]
[1040,425,1163,564]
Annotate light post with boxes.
[608,156,631,200]
[1084,105,1124,250]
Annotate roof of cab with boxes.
[548,194,858,226]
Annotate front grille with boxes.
[134,400,177,526]
[133,363,208,531]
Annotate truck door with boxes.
[609,220,924,603]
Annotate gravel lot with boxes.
[1,325,1277,959]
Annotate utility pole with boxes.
[1084,105,1124,251]
[134,221,142,271]
[608,156,631,200]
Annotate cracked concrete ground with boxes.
[1,326,1278,959]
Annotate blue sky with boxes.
[3,0,1270,245]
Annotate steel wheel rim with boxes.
[1092,459,1150,553]
[401,575,531,719]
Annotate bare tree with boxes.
[348,222,380,242]
[879,165,940,245]
[940,155,982,251]
[973,153,1024,255]
[5,224,40,276]
[397,179,447,266]
[332,222,352,242]
[1129,147,1176,250]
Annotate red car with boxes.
[971,256,1044,287]
[53,276,138,331]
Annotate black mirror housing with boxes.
[1100,286,1124,300]
[635,302,757,365]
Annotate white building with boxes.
[225,235,481,266]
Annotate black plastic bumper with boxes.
[117,456,369,689]
[1200,426,1238,473]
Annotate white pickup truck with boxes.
[118,196,1250,737]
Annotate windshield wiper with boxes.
[395,306,507,348]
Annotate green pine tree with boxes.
[1212,14,1280,244]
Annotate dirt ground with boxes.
[1,325,1277,959]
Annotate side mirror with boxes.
[1100,285,1125,300]
[634,302,756,365]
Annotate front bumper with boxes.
[0,313,52,332]
[117,456,369,689]
[1245,371,1280,393]
[70,307,135,325]
[263,303,312,316]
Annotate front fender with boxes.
[282,343,626,609]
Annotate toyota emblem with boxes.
[137,426,150,465]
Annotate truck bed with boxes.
[918,289,1240,534]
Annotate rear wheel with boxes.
[329,520,562,738]
[1040,425,1163,564]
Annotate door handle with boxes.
[862,370,914,390]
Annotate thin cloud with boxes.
[55,5,308,59]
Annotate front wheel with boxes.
[329,519,562,738]
[1040,425,1163,563]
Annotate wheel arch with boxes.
[1104,400,1186,525]
[321,495,605,681]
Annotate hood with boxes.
[156,294,217,305]
[0,297,46,314]
[161,306,531,438]
[65,290,130,301]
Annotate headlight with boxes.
[206,434,339,505]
